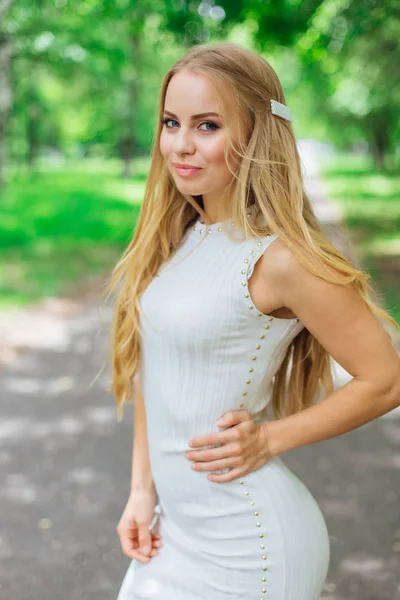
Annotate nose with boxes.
[172,128,196,155]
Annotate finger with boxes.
[118,529,135,555]
[188,442,238,463]
[216,410,251,428]
[126,549,152,562]
[207,467,243,483]
[138,527,153,557]
[191,456,240,472]
[126,542,161,561]
[119,535,151,563]
[145,544,162,558]
[189,430,234,449]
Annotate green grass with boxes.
[320,152,400,325]
[0,158,149,309]
[2,153,399,330]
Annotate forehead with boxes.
[164,70,229,117]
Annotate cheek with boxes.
[159,133,171,158]
[200,136,228,168]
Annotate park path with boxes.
[0,146,399,600]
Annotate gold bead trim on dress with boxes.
[193,223,234,234]
[192,210,255,235]
[236,235,300,598]
[238,477,268,598]
[238,237,275,599]
[239,235,275,407]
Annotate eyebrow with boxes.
[163,110,221,119]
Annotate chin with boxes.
[175,181,204,193]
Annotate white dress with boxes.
[117,209,330,600]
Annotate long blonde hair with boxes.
[99,41,398,421]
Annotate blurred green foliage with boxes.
[0,1,399,316]
[1,0,398,186]
[322,153,400,323]
[0,158,148,307]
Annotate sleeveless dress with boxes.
[116,208,330,600]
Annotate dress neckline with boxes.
[191,204,259,238]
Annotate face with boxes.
[159,70,237,214]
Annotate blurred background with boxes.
[0,1,399,599]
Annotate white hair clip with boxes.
[270,99,292,122]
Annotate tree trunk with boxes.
[367,113,392,172]
[26,93,41,171]
[371,130,388,171]
[120,136,134,178]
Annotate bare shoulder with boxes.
[262,237,299,273]
[259,237,307,294]
[259,235,352,315]
[260,236,335,290]
[252,237,307,317]
[259,235,400,393]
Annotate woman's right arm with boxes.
[116,376,161,562]
[131,376,155,494]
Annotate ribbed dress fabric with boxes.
[117,209,330,600]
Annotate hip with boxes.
[152,453,329,551]
[153,456,330,599]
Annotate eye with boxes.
[160,118,219,132]
[199,121,219,132]
[161,118,178,128]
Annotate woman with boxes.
[103,41,400,599]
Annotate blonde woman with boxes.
[105,42,400,600]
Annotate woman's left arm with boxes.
[261,245,400,460]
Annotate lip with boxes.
[172,163,203,177]
[172,162,202,169]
